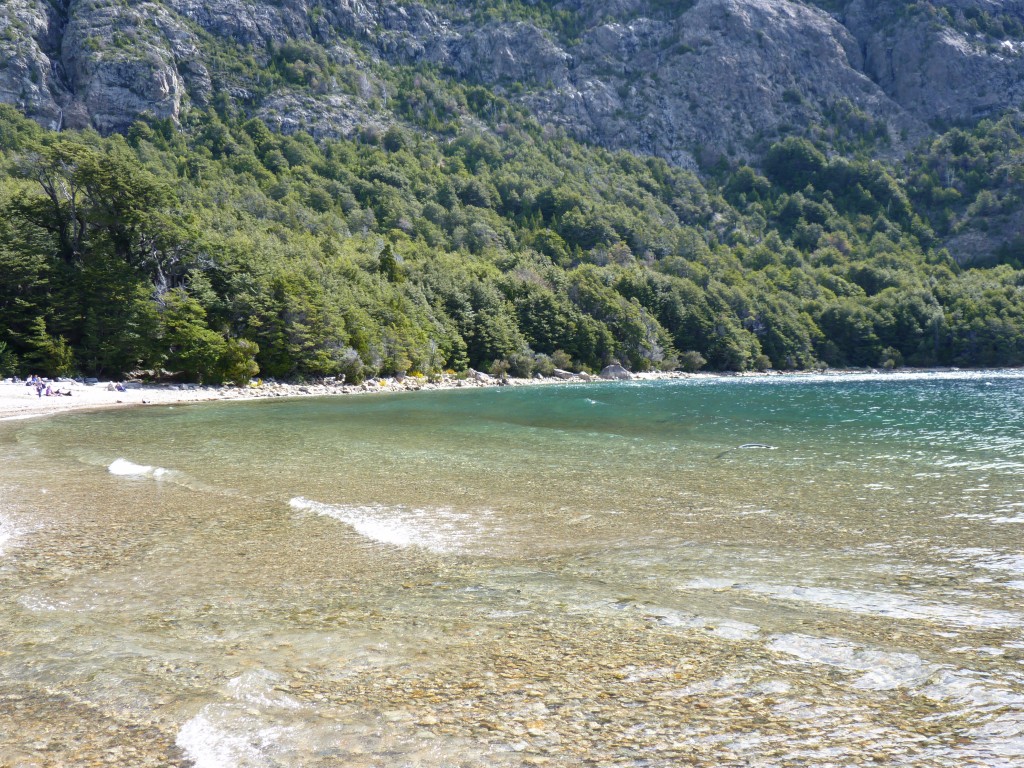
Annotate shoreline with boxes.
[0,371,603,421]
[0,366,1016,422]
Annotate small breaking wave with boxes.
[290,497,487,553]
[177,711,270,768]
[227,670,303,711]
[629,603,761,641]
[176,667,502,768]
[176,670,307,768]
[940,547,1024,576]
[769,634,939,691]
[108,458,172,478]
[975,553,1024,576]
[0,517,15,556]
[102,457,239,496]
[685,579,1023,630]
[769,634,1024,762]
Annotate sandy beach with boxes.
[1,366,984,422]
[0,378,235,420]
[0,372,608,421]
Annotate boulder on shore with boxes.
[552,369,574,380]
[599,364,632,381]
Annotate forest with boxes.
[1,101,1023,383]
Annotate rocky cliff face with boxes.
[0,0,66,131]
[521,0,924,167]
[842,0,1024,125]
[0,0,202,133]
[2,0,1023,166]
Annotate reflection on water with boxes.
[1,371,1024,766]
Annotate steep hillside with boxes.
[4,1,1024,161]
[1,1,1024,381]
[2,102,1023,383]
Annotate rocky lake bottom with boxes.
[1,372,1023,767]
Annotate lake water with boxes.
[1,372,1023,767]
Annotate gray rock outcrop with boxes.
[0,0,66,130]
[599,364,632,380]
[842,0,1024,125]
[2,0,1023,168]
[526,0,926,167]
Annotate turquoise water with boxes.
[1,372,1023,766]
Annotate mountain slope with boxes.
[4,0,1024,164]
[1,1,1024,382]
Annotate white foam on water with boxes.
[108,458,172,478]
[770,634,1024,762]
[177,670,320,768]
[942,547,1024,576]
[103,457,239,496]
[965,713,1024,762]
[684,577,736,590]
[226,670,303,711]
[991,502,1024,524]
[0,516,16,556]
[290,496,487,553]
[769,634,941,691]
[640,605,761,640]
[977,554,1024,575]
[949,646,1006,657]
[709,619,762,640]
[660,674,750,698]
[177,668,489,768]
[0,512,45,559]
[759,584,1023,629]
[176,710,278,768]
[921,669,1024,708]
[686,579,1023,630]
[751,680,791,695]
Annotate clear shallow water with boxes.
[1,372,1023,766]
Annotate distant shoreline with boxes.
[0,367,1016,422]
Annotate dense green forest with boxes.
[1,102,1023,383]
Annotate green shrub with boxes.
[216,338,261,385]
[678,350,707,372]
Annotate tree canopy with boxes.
[2,104,1023,383]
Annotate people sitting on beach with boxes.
[37,383,72,397]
